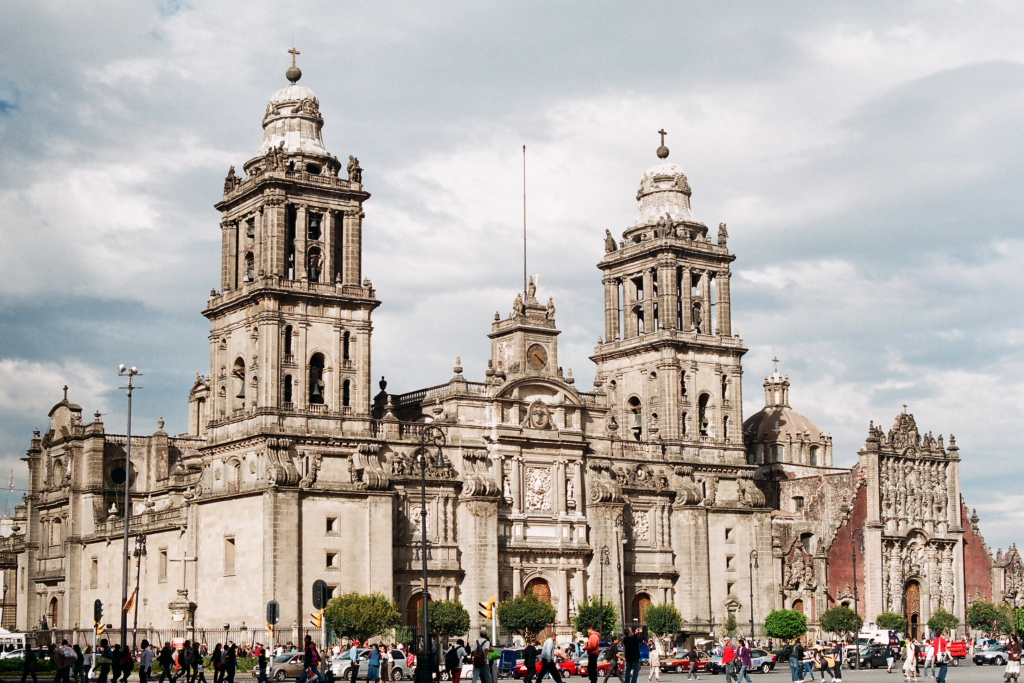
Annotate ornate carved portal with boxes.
[905,581,921,639]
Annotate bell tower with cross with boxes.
[591,130,746,460]
[197,48,380,450]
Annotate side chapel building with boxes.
[8,59,1021,644]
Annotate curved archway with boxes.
[905,580,921,640]
[48,597,58,629]
[309,353,326,405]
[627,396,643,441]
[525,578,552,604]
[792,599,804,614]
[631,592,652,626]
[698,393,711,436]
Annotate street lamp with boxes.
[117,364,141,651]
[617,532,626,634]
[599,546,611,609]
[132,535,147,649]
[415,425,446,683]
[749,550,759,638]
[851,528,864,671]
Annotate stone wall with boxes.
[960,500,993,603]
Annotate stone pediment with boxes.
[496,377,583,407]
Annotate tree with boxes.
[573,597,618,637]
[763,610,807,641]
[421,600,471,642]
[996,603,1016,635]
[820,606,863,637]
[325,592,402,643]
[875,612,907,633]
[967,601,1003,636]
[394,626,414,646]
[1015,607,1024,636]
[644,604,683,638]
[724,614,739,638]
[927,608,959,636]
[497,593,557,639]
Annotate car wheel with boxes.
[760,664,771,674]
[952,660,960,667]
[392,671,403,682]
[996,657,1006,666]
[274,671,287,682]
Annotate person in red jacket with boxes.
[586,628,601,683]
[721,639,737,683]
[933,634,948,683]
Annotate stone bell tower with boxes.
[197,51,379,444]
[591,133,746,461]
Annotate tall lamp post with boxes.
[599,546,610,607]
[415,425,446,683]
[617,531,626,634]
[132,535,147,649]
[749,550,759,638]
[851,527,864,671]
[117,365,141,650]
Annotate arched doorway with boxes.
[631,592,652,626]
[905,581,921,640]
[48,597,58,629]
[407,592,431,632]
[792,599,805,614]
[525,578,552,604]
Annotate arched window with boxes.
[244,252,254,282]
[698,394,711,436]
[307,247,322,282]
[308,213,322,240]
[283,375,293,404]
[525,578,552,604]
[681,412,688,436]
[792,599,804,614]
[342,332,351,361]
[342,379,351,407]
[681,373,687,398]
[722,415,729,440]
[309,353,326,405]
[810,445,819,467]
[283,326,293,356]
[721,374,729,401]
[226,460,241,492]
[48,597,58,629]
[232,357,246,409]
[627,396,642,441]
[51,518,62,546]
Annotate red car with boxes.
[576,657,613,677]
[660,653,711,673]
[514,654,576,678]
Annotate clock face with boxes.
[527,344,548,371]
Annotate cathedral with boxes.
[7,57,1021,645]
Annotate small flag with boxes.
[123,588,137,613]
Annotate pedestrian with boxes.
[349,641,361,683]
[902,640,918,681]
[258,649,270,683]
[885,644,895,674]
[140,641,155,683]
[721,638,737,683]
[224,645,237,683]
[623,628,641,683]
[830,641,843,683]
[647,640,661,683]
[736,640,752,683]
[923,640,935,680]
[210,644,224,683]
[368,645,381,683]
[445,642,464,683]
[55,639,75,683]
[1006,635,1022,683]
[601,636,624,683]
[585,628,601,683]
[471,629,492,683]
[540,634,564,683]
[122,642,136,683]
[73,644,86,683]
[194,643,209,683]
[112,644,124,683]
[801,645,814,681]
[686,646,699,681]
[787,638,804,683]
[98,640,114,683]
[933,634,949,683]
[523,639,539,683]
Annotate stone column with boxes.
[295,205,308,279]
[513,566,523,597]
[604,277,621,341]
[623,277,638,338]
[659,358,680,440]
[716,271,732,337]
[643,269,655,333]
[681,268,692,331]
[558,568,570,624]
[556,460,567,514]
[322,210,334,283]
[343,208,363,286]
[222,220,238,290]
[573,463,585,518]
[511,456,523,513]
[658,260,677,330]
[699,271,712,334]
[461,496,501,634]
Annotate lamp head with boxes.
[118,364,126,374]
[435,451,447,469]
[130,366,138,375]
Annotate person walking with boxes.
[446,641,466,683]
[830,641,843,683]
[736,640,753,683]
[902,640,918,681]
[224,644,238,683]
[112,644,124,683]
[601,637,624,683]
[585,628,601,683]
[73,644,86,683]
[885,644,895,674]
[140,641,155,683]
[801,645,815,682]
[55,639,76,683]
[923,640,935,680]
[367,645,381,683]
[523,640,539,683]
[211,645,224,683]
[194,643,209,683]
[348,641,360,683]
[98,639,114,683]
[540,636,564,683]
[721,638,737,683]
[686,646,699,681]
[787,638,804,683]
[471,629,492,683]
[159,643,178,683]
[647,640,661,683]
[622,629,642,683]
[933,633,949,683]
[257,649,270,683]
[121,642,136,683]
[19,644,38,683]
[1006,635,1021,683]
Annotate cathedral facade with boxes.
[8,61,1018,643]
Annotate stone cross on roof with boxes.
[772,357,779,373]
[288,47,300,67]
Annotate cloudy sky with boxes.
[2,1,1023,547]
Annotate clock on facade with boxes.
[527,344,548,371]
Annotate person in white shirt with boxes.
[923,642,935,679]
[139,641,156,683]
[540,637,564,683]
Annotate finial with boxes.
[157,417,165,431]
[903,404,908,414]
[286,47,302,84]
[62,385,69,401]
[656,129,669,159]
[772,356,779,374]
[453,357,463,375]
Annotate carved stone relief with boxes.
[525,467,552,511]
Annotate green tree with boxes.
[820,606,863,637]
[724,614,739,638]
[644,604,683,638]
[875,612,907,633]
[996,603,1016,635]
[967,601,1002,635]
[420,600,471,642]
[394,626,414,646]
[1015,607,1024,636]
[497,592,557,639]
[325,592,402,643]
[763,610,807,641]
[927,608,959,636]
[573,597,618,637]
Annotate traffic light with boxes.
[310,609,324,629]
[312,580,330,610]
[266,623,276,640]
[478,597,496,619]
[266,600,280,626]
[95,622,105,635]
[94,599,103,624]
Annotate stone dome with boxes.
[634,160,698,226]
[743,368,833,467]
[258,81,330,157]
[743,404,824,444]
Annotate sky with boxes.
[1,1,1023,548]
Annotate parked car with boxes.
[854,645,894,670]
[974,645,1008,666]
[659,652,710,674]
[0,649,25,660]
[253,654,305,682]
[576,653,614,678]
[328,649,411,682]
[513,653,576,678]
[706,651,777,676]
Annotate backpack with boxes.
[471,641,487,667]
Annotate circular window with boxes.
[110,467,127,485]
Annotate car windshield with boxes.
[273,656,292,663]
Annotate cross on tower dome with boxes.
[286,47,302,83]
[656,129,669,159]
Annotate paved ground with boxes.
[646,663,1008,683]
